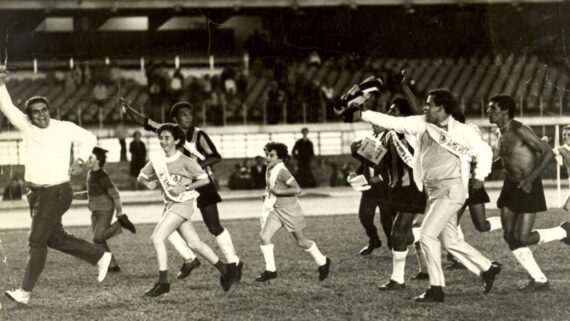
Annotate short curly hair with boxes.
[264,142,288,160]
[157,123,186,149]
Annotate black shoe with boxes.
[235,261,244,282]
[108,266,121,273]
[220,264,237,292]
[318,258,331,281]
[255,270,277,282]
[481,261,502,294]
[519,279,550,292]
[144,283,170,297]
[560,222,570,245]
[118,214,136,234]
[359,240,382,256]
[177,258,201,280]
[415,286,444,303]
[378,279,405,291]
[410,272,429,281]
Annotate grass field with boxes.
[1,209,570,321]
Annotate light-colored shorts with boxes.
[266,197,306,232]
[163,199,196,221]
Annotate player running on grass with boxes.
[137,123,235,297]
[122,100,242,291]
[73,147,136,273]
[255,142,331,283]
[487,94,570,292]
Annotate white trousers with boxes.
[420,179,492,287]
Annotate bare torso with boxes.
[497,122,537,182]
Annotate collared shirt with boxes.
[0,85,96,185]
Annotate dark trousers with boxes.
[296,164,316,188]
[91,210,121,266]
[358,196,395,247]
[199,203,225,236]
[22,183,104,291]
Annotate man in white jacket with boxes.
[336,86,501,303]
[0,71,112,305]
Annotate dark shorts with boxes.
[497,178,547,214]
[196,182,222,209]
[466,186,490,206]
[390,184,426,214]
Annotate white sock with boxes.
[216,229,239,264]
[412,227,421,244]
[512,247,548,283]
[414,244,428,273]
[391,250,408,284]
[168,232,196,261]
[486,216,502,232]
[535,227,566,245]
[305,241,327,266]
[457,225,465,242]
[260,244,276,272]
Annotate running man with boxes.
[487,94,570,292]
[0,71,112,305]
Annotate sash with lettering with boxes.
[387,131,414,169]
[151,153,199,203]
[260,162,285,228]
[425,124,475,161]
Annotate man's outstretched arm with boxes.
[120,98,161,132]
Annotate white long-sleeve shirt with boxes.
[361,111,492,194]
[0,84,96,185]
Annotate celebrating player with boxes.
[122,100,242,289]
[137,123,233,296]
[255,142,331,283]
[487,94,570,292]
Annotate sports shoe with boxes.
[378,279,405,291]
[359,240,382,256]
[5,289,31,305]
[220,264,237,292]
[97,252,113,282]
[255,270,277,282]
[415,286,444,303]
[560,222,570,245]
[519,279,550,292]
[118,214,136,234]
[481,261,502,294]
[235,261,244,282]
[177,258,201,280]
[318,257,331,281]
[144,283,170,297]
[410,272,429,281]
[108,265,121,273]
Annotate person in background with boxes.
[250,156,267,189]
[129,130,147,189]
[292,127,316,188]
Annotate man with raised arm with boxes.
[488,94,570,292]
[335,82,501,303]
[0,71,112,305]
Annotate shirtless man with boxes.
[487,94,570,292]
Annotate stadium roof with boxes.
[0,0,563,10]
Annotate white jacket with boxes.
[361,111,492,194]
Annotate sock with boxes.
[535,227,566,245]
[216,229,239,264]
[512,247,548,283]
[414,242,428,273]
[412,227,421,244]
[391,250,408,284]
[214,260,226,275]
[158,270,168,284]
[486,216,502,232]
[260,244,276,272]
[305,241,327,266]
[457,225,465,242]
[168,232,196,261]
